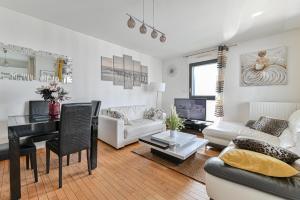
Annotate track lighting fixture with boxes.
[126,0,166,43]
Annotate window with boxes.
[189,59,217,121]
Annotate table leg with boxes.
[90,118,98,169]
[9,134,21,200]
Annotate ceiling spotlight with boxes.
[127,16,135,28]
[151,29,158,39]
[140,23,147,34]
[160,34,166,43]
[251,11,264,18]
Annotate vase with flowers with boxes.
[36,82,70,117]
[165,106,184,138]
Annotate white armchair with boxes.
[98,105,166,149]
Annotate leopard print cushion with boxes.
[107,109,130,125]
[252,116,288,136]
[144,108,164,120]
[233,137,300,164]
[245,120,256,129]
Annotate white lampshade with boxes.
[150,82,166,92]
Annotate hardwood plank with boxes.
[0,140,218,199]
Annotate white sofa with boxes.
[98,105,166,149]
[204,102,300,200]
[203,102,300,147]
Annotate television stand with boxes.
[182,119,213,134]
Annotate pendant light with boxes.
[126,0,166,43]
[139,0,147,34]
[151,0,158,39]
[160,34,166,43]
[127,16,135,29]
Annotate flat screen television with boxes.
[174,98,206,121]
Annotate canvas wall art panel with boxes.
[113,56,124,86]
[123,55,133,89]
[141,65,148,84]
[101,54,148,89]
[240,46,287,86]
[133,60,141,86]
[101,57,113,81]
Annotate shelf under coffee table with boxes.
[139,131,208,163]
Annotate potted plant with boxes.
[165,106,184,137]
[36,82,70,117]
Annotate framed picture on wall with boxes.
[240,46,288,86]
[133,60,141,86]
[101,57,113,81]
[113,56,124,86]
[123,55,133,89]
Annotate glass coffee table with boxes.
[139,131,208,163]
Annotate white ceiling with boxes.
[0,0,300,60]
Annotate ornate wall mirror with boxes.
[0,42,72,84]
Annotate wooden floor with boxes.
[0,140,219,200]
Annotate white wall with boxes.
[0,7,163,122]
[162,28,300,122]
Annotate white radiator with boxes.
[249,102,300,120]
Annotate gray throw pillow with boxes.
[233,137,300,164]
[252,116,288,136]
[245,120,256,129]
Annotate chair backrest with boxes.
[59,103,92,155]
[91,100,101,117]
[29,100,48,115]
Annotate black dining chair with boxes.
[68,100,101,164]
[28,101,59,142]
[0,140,38,182]
[46,103,93,188]
[91,100,101,117]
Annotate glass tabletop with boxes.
[151,131,197,147]
[8,115,60,127]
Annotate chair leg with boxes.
[67,154,70,166]
[46,147,50,174]
[26,155,30,170]
[30,153,34,170]
[78,151,81,162]
[87,149,91,175]
[31,152,38,183]
[59,156,63,188]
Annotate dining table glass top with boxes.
[8,115,60,127]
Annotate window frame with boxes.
[189,59,218,100]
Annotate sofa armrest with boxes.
[162,112,167,121]
[204,156,300,200]
[98,115,125,149]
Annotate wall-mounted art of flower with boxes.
[240,46,287,86]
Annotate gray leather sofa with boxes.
[204,153,300,200]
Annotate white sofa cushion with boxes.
[108,105,146,121]
[203,121,280,146]
[124,119,164,139]
[203,121,248,140]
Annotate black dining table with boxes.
[7,114,98,200]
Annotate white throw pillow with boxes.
[279,128,295,149]
[289,109,300,143]
[144,108,164,121]
[107,109,131,125]
[289,110,300,134]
